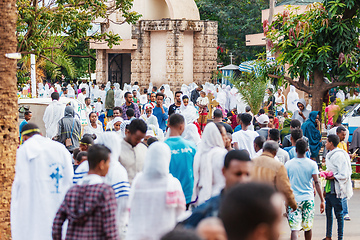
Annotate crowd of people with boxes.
[13,80,357,240]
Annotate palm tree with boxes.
[0,0,18,237]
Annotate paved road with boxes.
[279,189,360,240]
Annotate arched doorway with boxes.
[108,53,131,88]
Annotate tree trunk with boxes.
[0,0,18,237]
[309,69,326,114]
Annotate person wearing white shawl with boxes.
[43,92,66,139]
[287,85,299,113]
[182,123,201,146]
[73,132,130,238]
[140,104,159,126]
[192,122,228,206]
[107,116,123,133]
[126,142,186,240]
[178,95,199,125]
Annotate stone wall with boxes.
[131,20,218,90]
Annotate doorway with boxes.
[108,53,131,88]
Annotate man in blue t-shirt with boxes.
[19,110,32,139]
[285,139,325,240]
[153,92,168,132]
[165,114,196,207]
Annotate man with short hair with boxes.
[60,87,68,97]
[153,92,168,132]
[256,114,271,139]
[120,92,140,120]
[78,79,90,97]
[232,113,259,158]
[284,128,311,159]
[165,114,197,207]
[219,182,284,240]
[43,92,66,139]
[19,110,32,139]
[119,119,147,184]
[265,88,275,111]
[106,106,123,131]
[254,135,266,155]
[168,90,183,116]
[182,149,253,228]
[292,99,310,124]
[324,134,353,240]
[132,89,139,104]
[251,140,297,211]
[77,87,86,104]
[282,119,310,148]
[11,123,73,240]
[213,109,233,134]
[285,139,325,240]
[268,128,290,164]
[190,85,203,105]
[84,97,92,122]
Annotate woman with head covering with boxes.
[107,116,123,133]
[57,106,82,152]
[126,142,186,240]
[287,85,299,113]
[83,112,103,137]
[182,123,201,146]
[301,111,322,160]
[192,122,228,206]
[178,95,199,125]
[140,104,159,127]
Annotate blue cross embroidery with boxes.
[50,167,63,193]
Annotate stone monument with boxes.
[90,0,218,90]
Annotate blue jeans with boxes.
[342,197,348,216]
[326,193,344,240]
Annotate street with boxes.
[280,189,360,239]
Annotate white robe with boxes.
[11,135,73,240]
[43,100,66,139]
[79,83,90,97]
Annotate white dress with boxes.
[43,100,66,139]
[11,135,73,240]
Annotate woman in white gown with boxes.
[83,112,103,137]
[192,122,228,206]
[126,142,186,240]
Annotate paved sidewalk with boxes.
[279,189,360,240]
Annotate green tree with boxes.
[196,0,267,65]
[230,72,267,115]
[16,0,141,80]
[265,1,360,112]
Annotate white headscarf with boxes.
[287,85,299,113]
[182,123,201,146]
[111,117,124,132]
[126,142,185,239]
[179,95,198,124]
[192,122,227,205]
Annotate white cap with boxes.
[257,114,269,125]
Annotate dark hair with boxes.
[51,92,60,100]
[175,91,183,96]
[62,87,67,92]
[132,89,137,93]
[240,113,252,126]
[169,113,185,127]
[88,112,97,119]
[330,96,336,103]
[259,109,265,115]
[85,97,90,102]
[72,148,80,160]
[268,110,275,116]
[76,151,88,163]
[24,110,32,116]
[336,126,346,134]
[126,108,135,118]
[81,88,86,93]
[254,136,266,149]
[290,119,301,129]
[124,92,132,98]
[335,115,343,124]
[327,134,340,148]
[83,133,96,140]
[161,229,201,240]
[267,88,273,93]
[295,138,307,155]
[290,128,303,142]
[219,183,278,240]
[268,115,274,120]
[87,144,111,170]
[21,123,40,136]
[80,135,94,146]
[227,112,233,118]
[128,119,147,134]
[152,86,158,91]
[156,92,165,99]
[268,129,280,141]
[182,95,189,100]
[160,86,165,91]
[134,81,139,85]
[144,89,148,94]
[147,137,158,146]
[213,109,223,118]
[113,106,122,114]
[224,150,251,169]
[198,85,203,89]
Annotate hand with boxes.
[299,111,304,116]
[326,176,335,180]
[350,153,357,159]
[320,201,325,214]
